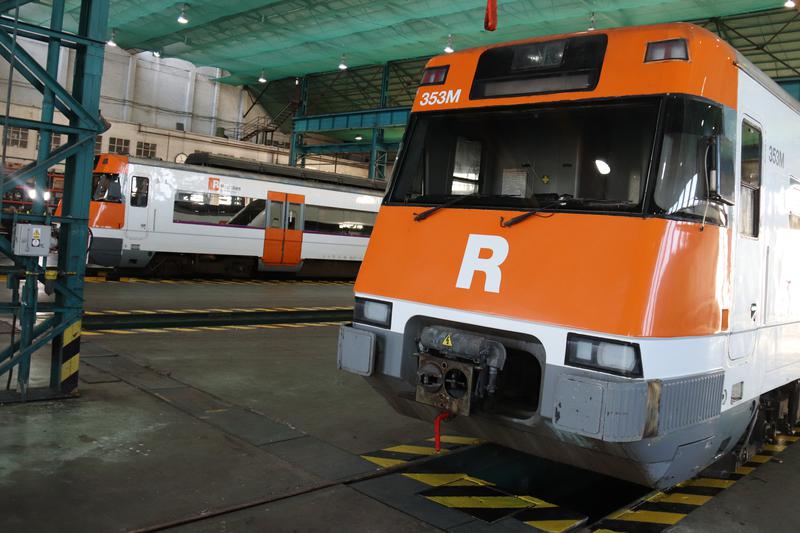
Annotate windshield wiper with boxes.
[500,199,565,227]
[500,197,635,228]
[414,193,482,221]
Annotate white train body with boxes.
[82,155,382,276]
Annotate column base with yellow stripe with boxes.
[53,320,81,395]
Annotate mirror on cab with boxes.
[706,134,734,206]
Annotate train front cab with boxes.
[338,23,800,489]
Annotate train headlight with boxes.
[565,333,642,378]
[354,297,392,328]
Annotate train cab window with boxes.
[789,176,800,230]
[389,98,659,213]
[740,122,762,237]
[130,176,149,208]
[652,98,734,226]
[451,138,482,194]
[92,173,122,203]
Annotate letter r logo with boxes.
[456,234,509,293]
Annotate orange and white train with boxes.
[75,154,382,277]
[338,23,800,488]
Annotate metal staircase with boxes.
[232,100,299,145]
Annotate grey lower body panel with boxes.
[339,323,753,489]
[367,373,752,489]
[119,248,154,268]
[88,237,123,267]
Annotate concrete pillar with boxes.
[123,54,136,122]
[184,67,196,132]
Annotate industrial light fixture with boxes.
[152,50,161,58]
[338,54,348,70]
[295,77,300,86]
[595,159,611,175]
[258,71,267,83]
[444,34,454,54]
[355,135,363,141]
[588,12,596,31]
[786,0,796,8]
[177,3,189,24]
[107,29,117,47]
[43,191,51,201]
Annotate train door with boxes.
[729,118,764,362]
[262,192,305,266]
[125,175,151,241]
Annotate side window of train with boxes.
[739,122,762,238]
[304,205,376,236]
[269,200,284,229]
[789,176,800,230]
[130,176,149,208]
[287,203,304,230]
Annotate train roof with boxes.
[417,22,746,112]
[183,152,387,193]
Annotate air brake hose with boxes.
[434,411,452,453]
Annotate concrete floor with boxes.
[0,326,433,532]
[82,279,354,312]
[2,282,800,532]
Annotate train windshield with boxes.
[389,98,660,213]
[91,173,122,203]
[389,95,734,223]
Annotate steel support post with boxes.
[368,62,391,181]
[0,0,109,403]
[289,76,308,168]
[51,0,109,395]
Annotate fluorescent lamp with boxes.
[178,4,189,24]
[444,34,454,54]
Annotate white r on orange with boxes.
[455,234,509,293]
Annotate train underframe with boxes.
[339,317,800,489]
[88,237,360,278]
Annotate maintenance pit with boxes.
[0,279,798,532]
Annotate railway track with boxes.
[31,304,354,331]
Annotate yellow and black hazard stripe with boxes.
[401,471,587,531]
[83,305,352,317]
[80,321,347,337]
[360,435,481,468]
[55,320,81,394]
[591,431,800,532]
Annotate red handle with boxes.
[484,0,498,31]
[434,411,451,452]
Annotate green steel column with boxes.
[289,76,308,168]
[369,62,391,181]
[50,0,108,392]
[33,0,65,215]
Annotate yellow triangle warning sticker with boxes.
[442,334,453,348]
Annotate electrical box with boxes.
[12,223,52,257]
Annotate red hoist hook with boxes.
[485,0,498,31]
[434,411,452,452]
